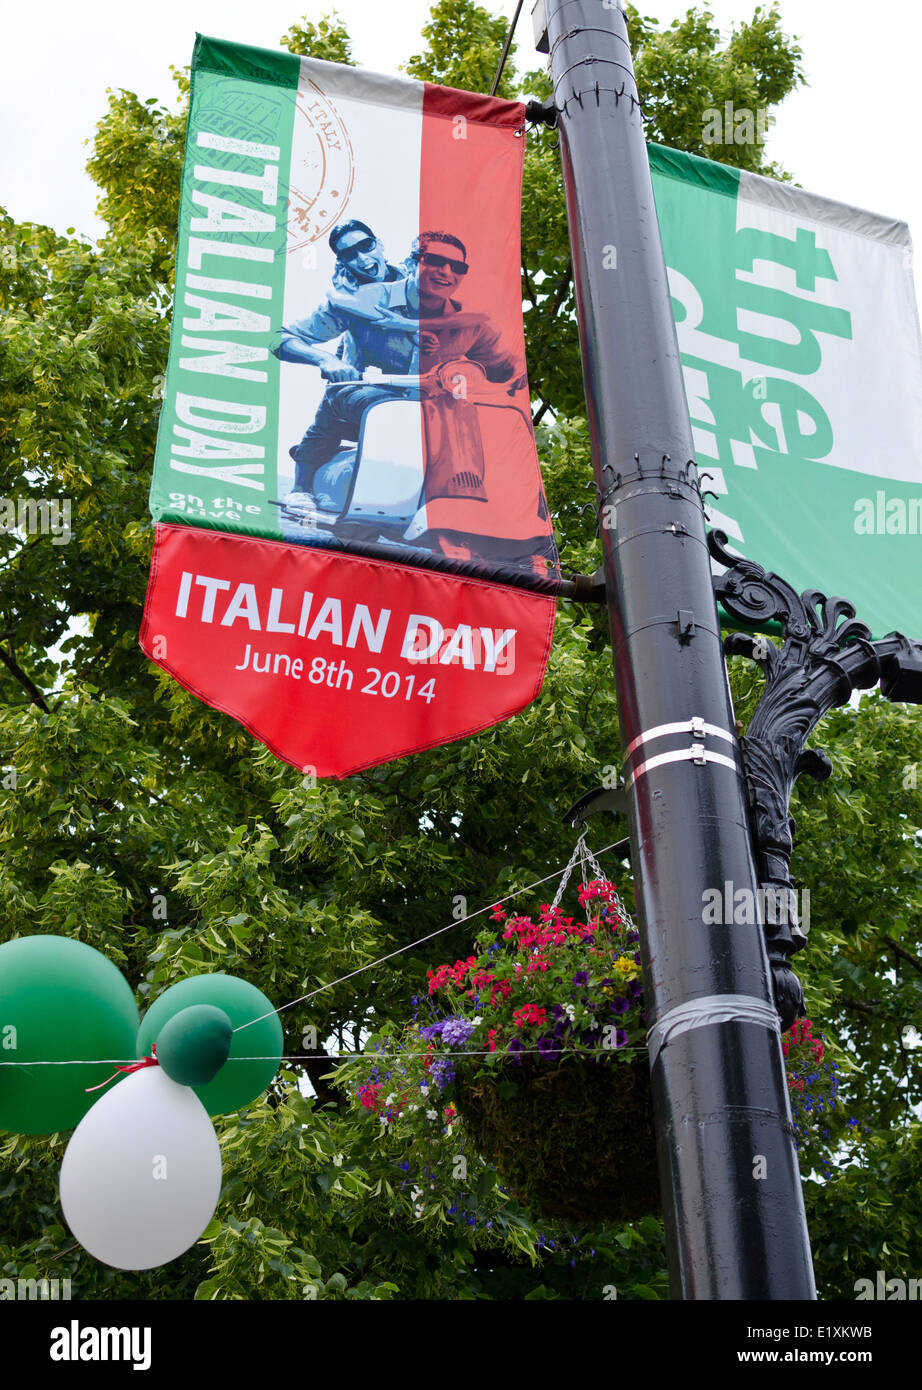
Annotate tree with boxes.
[0,2,919,1301]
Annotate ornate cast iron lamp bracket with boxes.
[709,529,922,1028]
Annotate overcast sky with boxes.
[3,0,921,281]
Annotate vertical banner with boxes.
[649,144,922,640]
[141,37,559,777]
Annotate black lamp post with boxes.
[533,0,816,1299]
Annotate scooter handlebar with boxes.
[324,368,524,400]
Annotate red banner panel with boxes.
[141,524,555,778]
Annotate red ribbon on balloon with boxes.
[85,1044,158,1094]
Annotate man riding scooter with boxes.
[272,231,527,518]
[275,219,405,510]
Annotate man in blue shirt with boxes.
[274,219,406,507]
[274,232,525,505]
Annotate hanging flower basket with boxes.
[341,871,662,1224]
[435,877,660,1223]
[454,1049,659,1224]
[341,852,837,1227]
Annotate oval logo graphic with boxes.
[288,77,355,250]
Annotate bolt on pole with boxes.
[538,0,815,1298]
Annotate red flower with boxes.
[357,1082,383,1113]
[428,956,479,993]
[513,1004,548,1028]
[490,978,512,1007]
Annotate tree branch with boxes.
[580,672,603,731]
[291,1047,342,1109]
[549,267,572,315]
[0,644,50,712]
[881,934,922,977]
[839,996,882,1018]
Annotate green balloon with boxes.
[0,935,139,1135]
[136,974,282,1115]
[155,1004,232,1086]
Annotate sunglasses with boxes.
[337,235,377,263]
[420,251,469,276]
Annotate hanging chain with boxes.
[578,833,605,886]
[549,830,635,930]
[549,830,604,908]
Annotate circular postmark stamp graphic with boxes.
[288,77,355,252]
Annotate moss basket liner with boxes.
[455,1052,660,1225]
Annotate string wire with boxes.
[0,1046,643,1067]
[490,0,526,96]
[232,834,627,1033]
[0,837,633,1068]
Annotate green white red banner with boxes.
[141,36,557,777]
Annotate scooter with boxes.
[269,358,555,569]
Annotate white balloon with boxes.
[59,1066,222,1270]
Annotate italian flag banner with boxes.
[650,145,922,640]
[141,36,558,778]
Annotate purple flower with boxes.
[610,996,630,1014]
[441,1017,476,1047]
[419,1022,446,1040]
[628,980,643,998]
[572,971,589,987]
[430,1055,456,1089]
[537,1035,560,1058]
[615,1028,628,1048]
